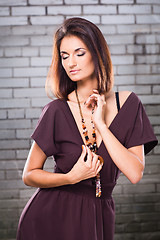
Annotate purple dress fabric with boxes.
[17,92,158,240]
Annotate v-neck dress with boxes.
[17,92,158,240]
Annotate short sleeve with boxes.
[125,94,158,155]
[31,101,57,157]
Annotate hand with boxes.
[68,145,103,184]
[85,89,106,131]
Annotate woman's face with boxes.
[60,35,95,83]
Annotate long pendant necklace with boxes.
[75,88,104,197]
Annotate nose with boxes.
[68,55,77,68]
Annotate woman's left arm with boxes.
[86,90,145,184]
[97,124,145,184]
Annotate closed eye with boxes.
[61,54,69,60]
[77,52,85,57]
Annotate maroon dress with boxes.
[17,92,158,240]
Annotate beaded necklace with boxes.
[75,88,104,197]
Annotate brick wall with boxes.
[0,0,160,239]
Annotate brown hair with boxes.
[45,17,114,100]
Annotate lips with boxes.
[70,69,80,74]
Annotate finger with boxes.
[92,152,99,167]
[81,145,87,161]
[85,146,93,165]
[96,164,103,174]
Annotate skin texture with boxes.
[23,35,145,188]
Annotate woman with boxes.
[17,17,158,240]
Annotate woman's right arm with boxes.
[23,141,103,188]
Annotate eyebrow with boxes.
[60,47,86,54]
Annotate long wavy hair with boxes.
[45,17,114,100]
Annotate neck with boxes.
[76,77,98,102]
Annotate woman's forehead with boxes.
[60,35,87,52]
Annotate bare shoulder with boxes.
[119,91,132,106]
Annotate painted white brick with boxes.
[48,6,81,15]
[117,65,150,75]
[136,34,156,44]
[136,15,160,24]
[101,0,133,3]
[0,110,7,119]
[153,5,160,14]
[12,7,45,16]
[110,45,126,54]
[151,24,160,33]
[30,77,45,87]
[29,0,62,4]
[0,130,15,139]
[135,55,160,64]
[0,7,9,16]
[117,24,150,34]
[0,68,12,77]
[66,15,100,24]
[153,85,160,94]
[98,25,116,34]
[22,47,39,57]
[0,171,5,180]
[139,95,160,105]
[26,108,42,118]
[46,25,59,35]
[127,45,143,54]
[0,99,30,108]
[0,151,16,160]
[6,170,22,180]
[118,85,151,95]
[102,15,135,24]
[0,78,29,88]
[20,189,35,198]
[0,27,11,36]
[40,47,52,57]
[0,57,29,67]
[119,5,151,14]
[105,35,134,45]
[14,67,47,77]
[0,48,3,56]
[4,47,22,57]
[16,129,33,139]
[31,57,51,67]
[0,180,26,190]
[0,140,29,150]
[65,0,98,4]
[152,65,160,74]
[154,126,160,135]
[12,26,46,35]
[137,0,160,3]
[30,16,64,25]
[14,88,46,98]
[31,36,53,46]
[136,75,160,84]
[0,120,31,129]
[156,35,160,43]
[114,75,135,85]
[146,105,160,116]
[31,98,51,107]
[78,15,100,24]
[0,36,29,46]
[112,55,134,65]
[0,89,12,98]
[0,17,27,26]
[0,0,27,6]
[16,149,29,159]
[8,109,24,119]
[83,5,116,14]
